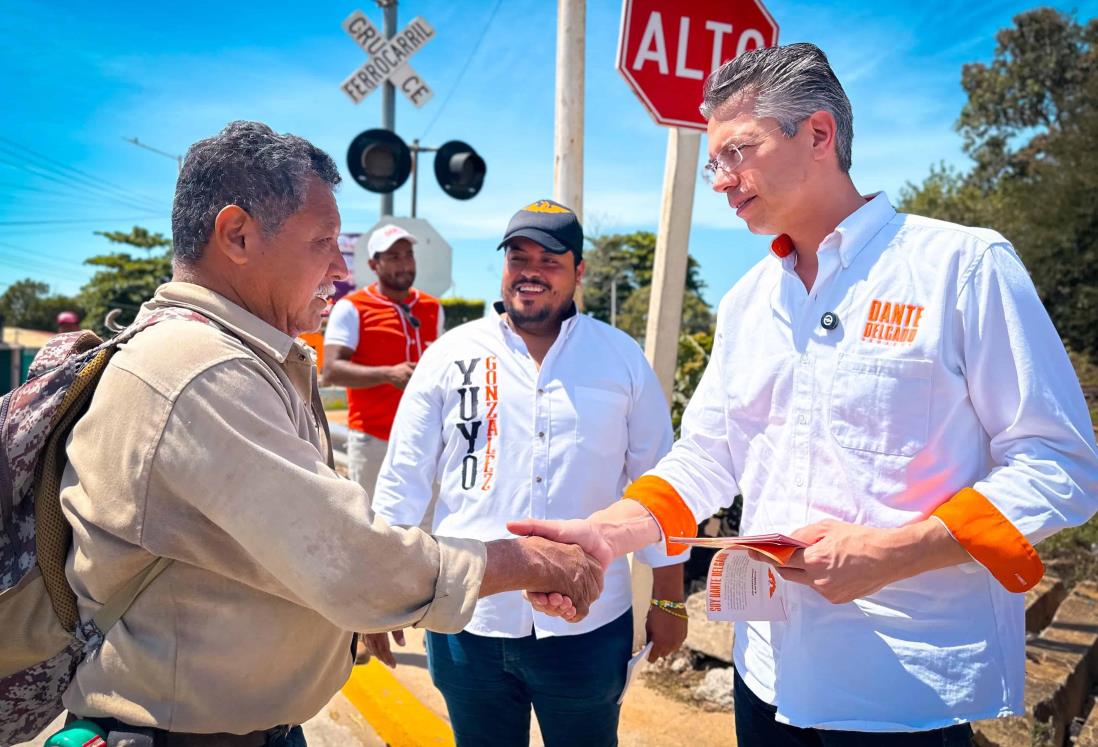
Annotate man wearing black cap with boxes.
[370,200,689,745]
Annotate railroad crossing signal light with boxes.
[434,140,486,200]
[347,129,412,194]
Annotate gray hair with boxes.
[171,121,341,263]
[700,43,854,173]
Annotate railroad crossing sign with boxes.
[340,10,435,108]
[616,0,779,130]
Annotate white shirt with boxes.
[324,295,446,351]
[372,305,683,638]
[649,193,1098,730]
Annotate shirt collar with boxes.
[491,300,581,340]
[768,192,896,268]
[143,281,298,363]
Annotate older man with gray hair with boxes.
[514,43,1098,745]
[55,121,602,746]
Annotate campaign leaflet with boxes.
[670,534,808,622]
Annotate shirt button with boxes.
[795,476,804,487]
[535,476,543,483]
[537,388,545,395]
[798,415,808,425]
[537,431,545,438]
[800,356,810,366]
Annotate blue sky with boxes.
[2,0,1095,308]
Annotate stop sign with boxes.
[616,0,779,130]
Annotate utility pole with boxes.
[409,139,439,218]
[644,129,701,403]
[553,0,584,219]
[554,0,585,308]
[123,137,183,172]
[378,0,398,217]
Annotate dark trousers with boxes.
[426,610,632,747]
[733,671,973,746]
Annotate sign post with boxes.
[616,0,778,401]
[617,0,778,647]
[340,6,436,216]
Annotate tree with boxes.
[78,227,172,335]
[582,231,711,339]
[614,285,714,341]
[899,9,1098,356]
[957,9,1097,186]
[0,279,83,332]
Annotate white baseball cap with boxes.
[367,224,417,259]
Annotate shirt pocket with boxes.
[829,354,933,457]
[574,385,630,460]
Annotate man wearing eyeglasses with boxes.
[513,43,1098,745]
[321,224,444,500]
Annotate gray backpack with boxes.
[0,308,214,745]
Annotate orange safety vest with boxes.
[344,284,441,440]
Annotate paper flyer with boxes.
[705,549,789,622]
[669,533,808,565]
[617,641,654,704]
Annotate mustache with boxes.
[510,278,550,291]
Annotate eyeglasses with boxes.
[701,124,787,185]
[397,302,421,329]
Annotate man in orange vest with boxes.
[322,224,444,499]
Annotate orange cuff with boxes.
[933,487,1044,593]
[623,475,697,555]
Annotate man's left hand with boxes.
[774,519,906,604]
[645,604,688,662]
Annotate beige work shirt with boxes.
[60,282,486,733]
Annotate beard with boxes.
[380,271,414,292]
[501,278,572,329]
[503,297,554,327]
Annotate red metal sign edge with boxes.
[615,0,781,131]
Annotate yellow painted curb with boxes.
[341,661,455,747]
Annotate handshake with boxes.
[479,517,619,622]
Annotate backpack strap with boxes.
[35,306,215,635]
[91,556,173,633]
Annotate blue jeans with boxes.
[426,610,632,746]
[733,670,974,746]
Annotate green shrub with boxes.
[441,297,487,331]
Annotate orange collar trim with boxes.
[771,234,795,258]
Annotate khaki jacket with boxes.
[60,282,485,733]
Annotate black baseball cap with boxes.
[497,199,584,261]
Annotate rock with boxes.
[971,716,1038,747]
[1024,575,1066,635]
[974,582,1098,747]
[1076,701,1098,747]
[693,667,736,709]
[684,591,734,663]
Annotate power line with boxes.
[0,179,161,211]
[0,240,92,266]
[0,257,79,283]
[0,216,163,226]
[0,138,167,213]
[0,243,96,278]
[0,153,166,215]
[419,0,504,139]
[0,136,168,209]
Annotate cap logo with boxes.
[522,200,571,215]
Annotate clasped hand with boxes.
[507,517,614,618]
